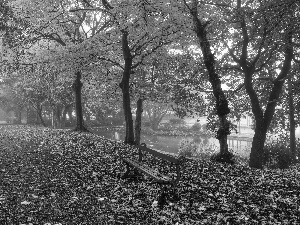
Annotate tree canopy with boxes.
[1,0,300,168]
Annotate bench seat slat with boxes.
[138,145,180,164]
[123,158,171,183]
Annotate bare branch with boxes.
[94,56,124,69]
[199,0,233,8]
[102,0,113,10]
[240,19,249,66]
[251,25,268,65]
[182,0,193,13]
[293,56,300,63]
[82,0,93,8]
[224,42,240,64]
[69,7,107,13]
[222,65,243,72]
[130,32,149,52]
[132,40,173,69]
[35,32,66,46]
[257,77,274,83]
[254,46,277,72]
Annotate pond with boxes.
[90,127,253,158]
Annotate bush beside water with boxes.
[144,120,298,169]
[262,137,299,169]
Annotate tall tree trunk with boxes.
[37,104,46,127]
[16,106,22,124]
[66,104,73,125]
[249,123,267,168]
[56,105,62,129]
[190,0,230,156]
[119,30,134,144]
[135,98,143,145]
[72,71,87,132]
[247,32,293,168]
[231,0,295,168]
[51,105,61,129]
[52,107,55,128]
[288,77,296,163]
[61,105,70,128]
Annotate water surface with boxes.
[91,128,253,158]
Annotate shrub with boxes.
[168,118,186,125]
[190,123,202,132]
[178,139,198,157]
[159,120,188,132]
[263,140,293,169]
[158,123,173,131]
[143,121,151,127]
[177,125,189,131]
[141,127,156,136]
[178,139,219,160]
[210,151,235,165]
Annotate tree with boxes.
[8,0,112,131]
[144,101,171,130]
[170,0,231,159]
[78,0,179,144]
[222,0,297,168]
[0,81,26,124]
[72,71,86,131]
[288,76,296,163]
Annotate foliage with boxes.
[168,118,186,125]
[2,0,300,168]
[206,114,238,137]
[178,138,218,160]
[158,118,188,132]
[142,125,213,137]
[143,101,171,130]
[1,126,300,224]
[190,122,202,132]
[159,123,188,133]
[178,139,198,157]
[263,136,298,169]
[210,151,235,165]
[141,126,188,136]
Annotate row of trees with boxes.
[1,0,300,168]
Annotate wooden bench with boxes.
[117,143,184,207]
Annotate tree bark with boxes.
[249,126,267,168]
[119,30,135,144]
[51,105,62,129]
[15,106,22,124]
[135,98,143,145]
[288,77,296,163]
[56,105,62,128]
[67,105,73,123]
[36,104,46,127]
[52,107,55,128]
[190,0,230,156]
[247,33,293,168]
[72,71,88,132]
[61,105,67,128]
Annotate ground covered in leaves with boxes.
[0,125,299,224]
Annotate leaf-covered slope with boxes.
[0,125,299,224]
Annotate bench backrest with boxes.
[137,144,180,164]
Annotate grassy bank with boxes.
[0,125,299,224]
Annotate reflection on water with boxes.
[92,128,253,158]
[114,132,119,140]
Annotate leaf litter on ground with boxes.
[0,125,299,224]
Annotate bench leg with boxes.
[157,184,180,207]
[157,186,167,208]
[170,185,180,202]
[121,163,142,179]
